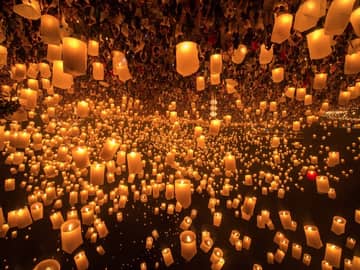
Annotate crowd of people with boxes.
[0,0,359,121]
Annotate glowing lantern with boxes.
[40,15,61,44]
[88,40,99,56]
[76,101,89,118]
[259,44,273,65]
[52,60,73,89]
[304,94,312,106]
[306,170,317,181]
[12,64,26,81]
[0,45,7,67]
[324,0,355,35]
[196,76,205,91]
[338,91,350,105]
[176,41,199,77]
[225,79,237,94]
[19,88,38,110]
[301,0,326,18]
[62,37,87,76]
[271,13,293,44]
[33,259,60,270]
[113,51,132,82]
[272,67,284,83]
[47,44,62,62]
[13,0,41,20]
[61,220,83,254]
[232,45,247,64]
[210,54,222,74]
[293,5,319,32]
[210,73,221,85]
[344,52,360,74]
[285,87,295,99]
[296,88,306,101]
[313,73,327,89]
[306,29,332,60]
[350,8,360,36]
[92,62,104,81]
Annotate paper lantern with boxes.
[210,54,222,74]
[301,0,326,18]
[47,44,62,62]
[61,219,83,254]
[113,51,132,82]
[304,94,313,106]
[271,13,293,44]
[39,63,51,78]
[175,179,191,209]
[62,37,87,76]
[0,45,7,67]
[12,64,26,81]
[19,88,37,109]
[76,101,89,118]
[259,44,273,65]
[210,73,221,85]
[296,88,306,101]
[52,61,73,89]
[293,3,319,32]
[13,0,41,20]
[27,63,38,78]
[27,79,39,90]
[338,91,350,105]
[324,0,355,35]
[344,52,360,74]
[285,87,295,99]
[92,62,104,81]
[33,259,61,270]
[313,73,327,89]
[225,79,237,94]
[179,230,197,261]
[176,41,199,76]
[272,67,284,83]
[40,15,61,44]
[232,45,247,64]
[88,40,99,56]
[351,8,360,36]
[196,76,205,91]
[307,29,332,60]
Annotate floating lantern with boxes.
[271,13,293,44]
[293,3,319,32]
[210,73,220,85]
[40,15,61,44]
[232,44,247,64]
[127,152,143,175]
[344,52,360,74]
[210,54,222,74]
[350,8,360,37]
[72,146,90,169]
[90,163,105,186]
[313,73,327,89]
[306,170,317,181]
[13,0,41,20]
[162,248,174,267]
[272,67,284,83]
[52,60,73,89]
[33,259,61,270]
[304,225,323,249]
[74,251,89,270]
[176,41,199,76]
[196,76,205,91]
[62,37,87,76]
[0,45,7,67]
[259,44,273,65]
[324,0,355,35]
[47,44,62,62]
[307,29,332,60]
[316,176,330,194]
[88,40,99,56]
[175,179,191,209]
[331,216,346,235]
[209,119,221,136]
[180,230,197,261]
[324,244,342,268]
[76,101,89,118]
[61,219,83,254]
[92,62,104,81]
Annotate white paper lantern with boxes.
[271,13,293,44]
[259,44,273,65]
[176,41,199,77]
[52,60,73,89]
[13,0,41,20]
[40,15,61,44]
[47,44,62,62]
[62,37,87,76]
[272,67,284,83]
[324,0,355,35]
[293,3,319,32]
[232,45,247,64]
[196,76,205,91]
[0,45,7,67]
[351,8,360,37]
[344,52,360,74]
[92,62,104,81]
[313,73,327,89]
[306,29,332,60]
[88,40,99,57]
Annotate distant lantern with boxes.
[210,73,221,85]
[232,45,247,64]
[0,45,7,67]
[113,51,132,82]
[324,0,355,35]
[196,76,205,91]
[40,15,61,44]
[313,73,327,89]
[88,40,99,56]
[225,79,238,94]
[176,41,199,77]
[259,44,273,65]
[210,53,222,74]
[62,37,87,76]
[52,60,73,89]
[338,91,350,106]
[92,62,104,81]
[296,88,306,101]
[271,13,293,44]
[11,63,26,81]
[285,87,295,99]
[272,67,284,83]
[344,52,360,74]
[13,0,41,20]
[306,29,332,60]
[33,259,60,270]
[39,62,51,78]
[350,8,360,37]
